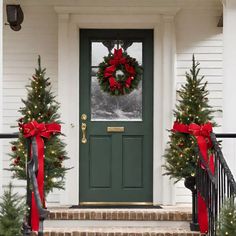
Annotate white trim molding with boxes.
[223,0,236,133]
[0,0,3,197]
[54,6,180,15]
[222,0,236,178]
[55,6,179,205]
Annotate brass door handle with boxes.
[81,123,87,144]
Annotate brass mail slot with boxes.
[107,127,125,133]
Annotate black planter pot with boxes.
[184,176,199,231]
[184,176,196,192]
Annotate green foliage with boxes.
[9,56,69,195]
[163,56,217,182]
[217,199,236,236]
[0,183,25,236]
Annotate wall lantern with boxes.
[6,4,24,31]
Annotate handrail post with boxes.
[191,188,199,231]
[184,176,199,231]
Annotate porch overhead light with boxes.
[6,4,24,31]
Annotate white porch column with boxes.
[57,13,79,205]
[161,15,176,205]
[0,0,3,197]
[222,0,236,178]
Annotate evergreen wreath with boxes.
[97,48,143,95]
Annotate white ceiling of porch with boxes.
[7,0,222,10]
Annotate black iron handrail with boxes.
[216,133,236,138]
[0,133,19,139]
[196,132,236,236]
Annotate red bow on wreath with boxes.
[125,64,136,76]
[22,120,61,231]
[172,121,214,234]
[109,48,127,66]
[104,65,116,78]
[109,77,121,90]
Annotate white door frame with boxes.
[55,6,179,205]
[0,0,3,197]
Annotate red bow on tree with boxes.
[172,121,214,234]
[22,120,61,231]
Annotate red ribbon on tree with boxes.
[172,121,214,234]
[22,120,61,231]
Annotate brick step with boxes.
[45,207,195,229]
[33,227,201,236]
[39,227,200,236]
[48,207,192,221]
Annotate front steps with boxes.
[41,206,201,236]
[41,227,201,236]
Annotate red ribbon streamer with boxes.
[172,121,214,234]
[22,120,61,232]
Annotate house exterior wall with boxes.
[222,0,236,180]
[1,1,223,205]
[175,9,223,203]
[2,5,60,201]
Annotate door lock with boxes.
[81,113,87,121]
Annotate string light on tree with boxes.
[217,200,236,235]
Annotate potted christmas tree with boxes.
[163,56,217,230]
[9,57,69,232]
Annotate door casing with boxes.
[55,9,177,205]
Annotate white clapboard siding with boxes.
[2,4,59,205]
[174,9,223,204]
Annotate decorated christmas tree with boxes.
[0,183,25,236]
[9,56,68,195]
[163,56,217,181]
[217,200,236,235]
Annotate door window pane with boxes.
[91,40,143,121]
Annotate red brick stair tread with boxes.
[48,209,192,221]
[31,227,201,236]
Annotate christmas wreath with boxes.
[97,48,143,95]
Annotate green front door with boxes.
[79,29,153,205]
